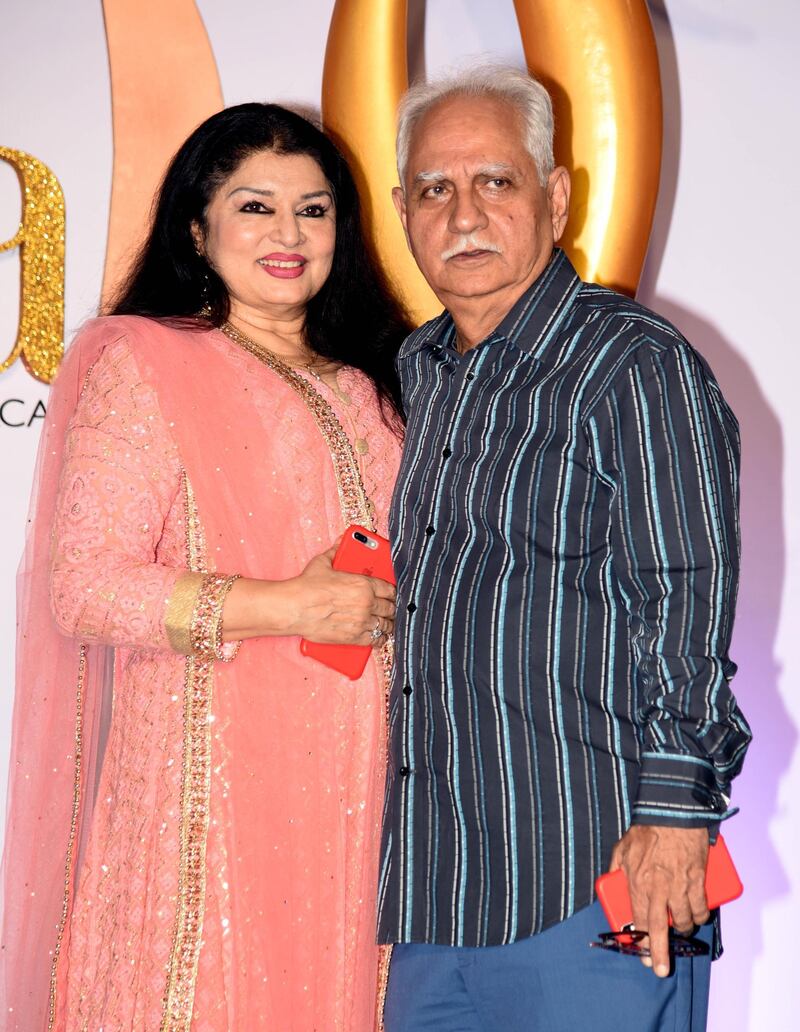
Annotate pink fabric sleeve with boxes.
[49,339,189,652]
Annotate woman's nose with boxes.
[269,210,303,248]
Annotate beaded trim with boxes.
[47,361,99,1028]
[375,944,394,1032]
[161,472,214,1031]
[220,323,397,1028]
[190,573,242,662]
[221,328,398,1026]
[47,643,86,1030]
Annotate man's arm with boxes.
[586,335,752,975]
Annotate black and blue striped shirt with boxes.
[378,250,751,947]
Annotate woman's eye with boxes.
[299,204,329,218]
[240,200,271,213]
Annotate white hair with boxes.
[396,64,555,188]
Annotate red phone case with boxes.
[595,834,743,931]
[299,525,395,680]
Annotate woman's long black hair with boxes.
[110,102,411,423]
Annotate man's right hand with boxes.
[609,824,710,977]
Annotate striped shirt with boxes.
[377,249,751,947]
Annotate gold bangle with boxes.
[190,573,241,661]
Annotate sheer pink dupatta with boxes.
[2,315,394,1030]
[1,322,117,1031]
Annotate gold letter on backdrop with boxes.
[322,0,438,325]
[323,0,662,318]
[512,0,662,296]
[0,148,65,384]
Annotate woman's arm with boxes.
[50,340,394,656]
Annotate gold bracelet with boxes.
[190,573,242,661]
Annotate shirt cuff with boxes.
[631,752,738,828]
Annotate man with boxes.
[379,66,751,1031]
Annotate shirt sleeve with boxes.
[586,337,752,827]
[49,338,239,658]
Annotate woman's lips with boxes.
[257,252,307,279]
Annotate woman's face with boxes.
[197,148,336,318]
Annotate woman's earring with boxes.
[197,253,212,318]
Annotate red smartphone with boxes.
[299,524,395,680]
[595,834,743,932]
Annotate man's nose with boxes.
[447,187,488,236]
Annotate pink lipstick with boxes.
[257,252,307,279]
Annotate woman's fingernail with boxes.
[656,964,669,977]
[641,956,652,968]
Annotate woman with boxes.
[1,104,409,1030]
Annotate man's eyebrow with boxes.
[411,164,519,185]
[413,171,446,183]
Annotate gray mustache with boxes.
[441,235,502,261]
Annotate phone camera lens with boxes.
[353,531,369,544]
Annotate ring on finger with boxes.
[370,618,383,643]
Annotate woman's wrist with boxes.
[221,576,303,641]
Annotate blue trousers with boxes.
[383,901,712,1032]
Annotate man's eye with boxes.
[422,184,446,198]
[488,178,509,188]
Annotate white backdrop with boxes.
[1,2,797,1028]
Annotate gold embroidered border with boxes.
[220,328,397,1027]
[220,322,375,530]
[47,643,87,1030]
[375,944,394,1032]
[160,471,213,1031]
[165,572,205,655]
[47,360,99,1027]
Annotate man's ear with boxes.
[547,167,571,243]
[392,186,412,252]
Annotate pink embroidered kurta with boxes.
[42,320,401,1030]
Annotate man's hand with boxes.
[609,825,710,977]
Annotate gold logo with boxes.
[323,0,662,321]
[0,147,65,384]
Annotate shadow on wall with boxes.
[641,4,795,1028]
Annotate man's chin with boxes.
[431,268,513,302]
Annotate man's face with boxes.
[394,94,570,308]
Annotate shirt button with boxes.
[403,684,413,696]
[466,372,475,381]
[425,525,435,536]
[398,766,411,777]
[442,447,452,458]
[407,602,417,613]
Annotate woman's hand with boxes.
[220,545,396,645]
[283,545,396,644]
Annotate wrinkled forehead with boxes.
[404,94,531,181]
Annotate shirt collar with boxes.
[399,249,582,362]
